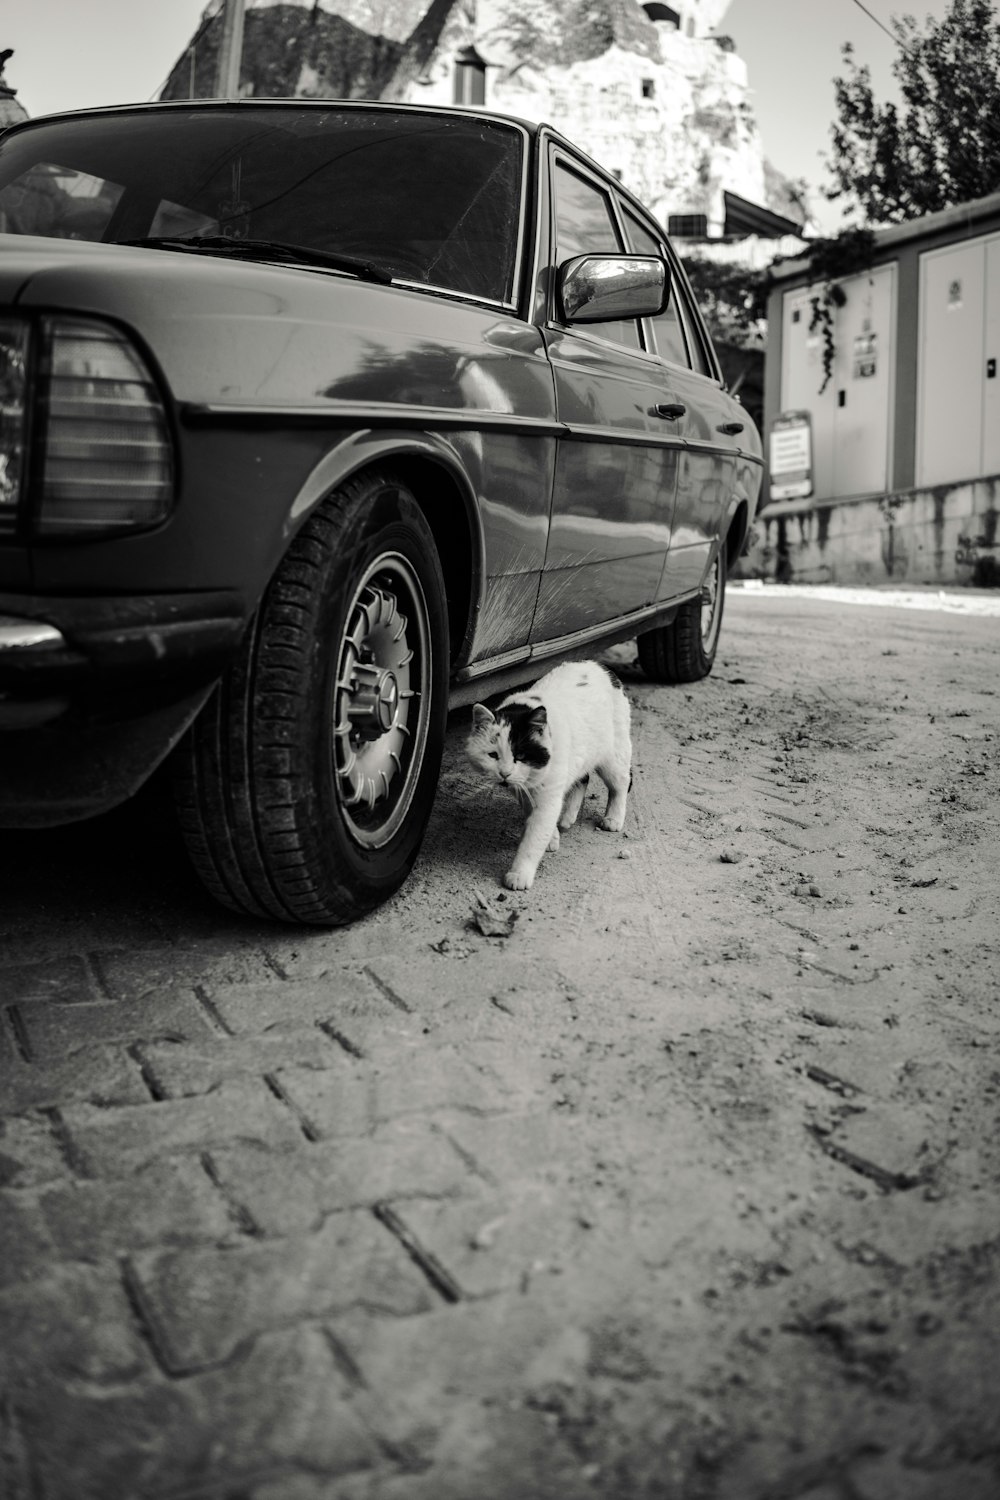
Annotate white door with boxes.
[830,264,895,498]
[917,241,986,487]
[781,267,894,500]
[983,237,1000,477]
[780,287,835,498]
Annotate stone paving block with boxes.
[248,1394,591,1500]
[10,991,214,1064]
[138,1027,354,1097]
[366,952,561,1023]
[39,1156,234,1258]
[127,1211,436,1372]
[446,1037,558,1111]
[437,1110,584,1188]
[0,1112,71,1188]
[18,1327,376,1500]
[209,1121,472,1234]
[330,1295,592,1464]
[827,1102,944,1186]
[273,1042,508,1139]
[0,1264,148,1384]
[0,1019,150,1111]
[206,975,405,1050]
[0,1191,54,1287]
[268,1061,373,1140]
[91,943,280,998]
[793,1035,929,1103]
[0,956,98,1006]
[60,1077,305,1178]
[366,1040,514,1122]
[388,1184,582,1298]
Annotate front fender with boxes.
[287,427,483,568]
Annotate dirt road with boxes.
[1,587,998,1499]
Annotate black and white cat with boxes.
[466,660,632,891]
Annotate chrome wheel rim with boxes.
[332,552,431,849]
[700,553,723,654]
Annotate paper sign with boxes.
[769,411,813,500]
[853,331,877,378]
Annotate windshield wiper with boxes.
[119,235,393,284]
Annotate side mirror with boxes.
[558,253,669,324]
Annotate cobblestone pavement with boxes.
[1,590,998,1500]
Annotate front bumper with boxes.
[0,590,247,825]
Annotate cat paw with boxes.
[547,829,560,852]
[598,815,625,833]
[504,868,533,891]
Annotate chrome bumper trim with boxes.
[0,617,66,652]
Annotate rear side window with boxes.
[622,210,689,368]
[0,163,122,239]
[552,160,641,350]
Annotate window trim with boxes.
[620,201,723,384]
[619,203,692,370]
[545,145,647,354]
[539,130,724,382]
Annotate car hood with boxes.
[3,235,547,415]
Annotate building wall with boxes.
[765,193,1000,508]
[738,478,1000,589]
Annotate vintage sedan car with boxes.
[0,99,762,924]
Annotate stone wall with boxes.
[738,478,1000,590]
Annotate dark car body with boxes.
[0,99,762,922]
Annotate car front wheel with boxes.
[637,548,726,684]
[174,469,448,925]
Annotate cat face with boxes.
[466,701,551,795]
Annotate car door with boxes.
[531,145,682,643]
[623,213,743,601]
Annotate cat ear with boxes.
[472,704,495,728]
[528,706,548,729]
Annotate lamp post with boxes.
[216,0,246,99]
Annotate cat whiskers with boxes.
[510,782,535,813]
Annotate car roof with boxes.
[2,96,547,140]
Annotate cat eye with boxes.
[488,751,500,760]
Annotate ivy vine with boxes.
[796,227,877,392]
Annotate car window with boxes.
[552,160,641,350]
[621,209,690,368]
[0,109,524,304]
[673,287,714,377]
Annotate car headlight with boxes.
[0,314,174,539]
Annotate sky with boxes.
[0,0,989,231]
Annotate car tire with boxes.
[637,548,726,684]
[173,469,449,925]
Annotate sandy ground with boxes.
[1,586,998,1499]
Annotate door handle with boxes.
[654,402,686,420]
[718,421,744,435]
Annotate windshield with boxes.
[0,105,525,304]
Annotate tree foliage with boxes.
[679,255,768,350]
[827,0,1000,223]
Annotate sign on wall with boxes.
[769,410,813,500]
[853,328,877,378]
